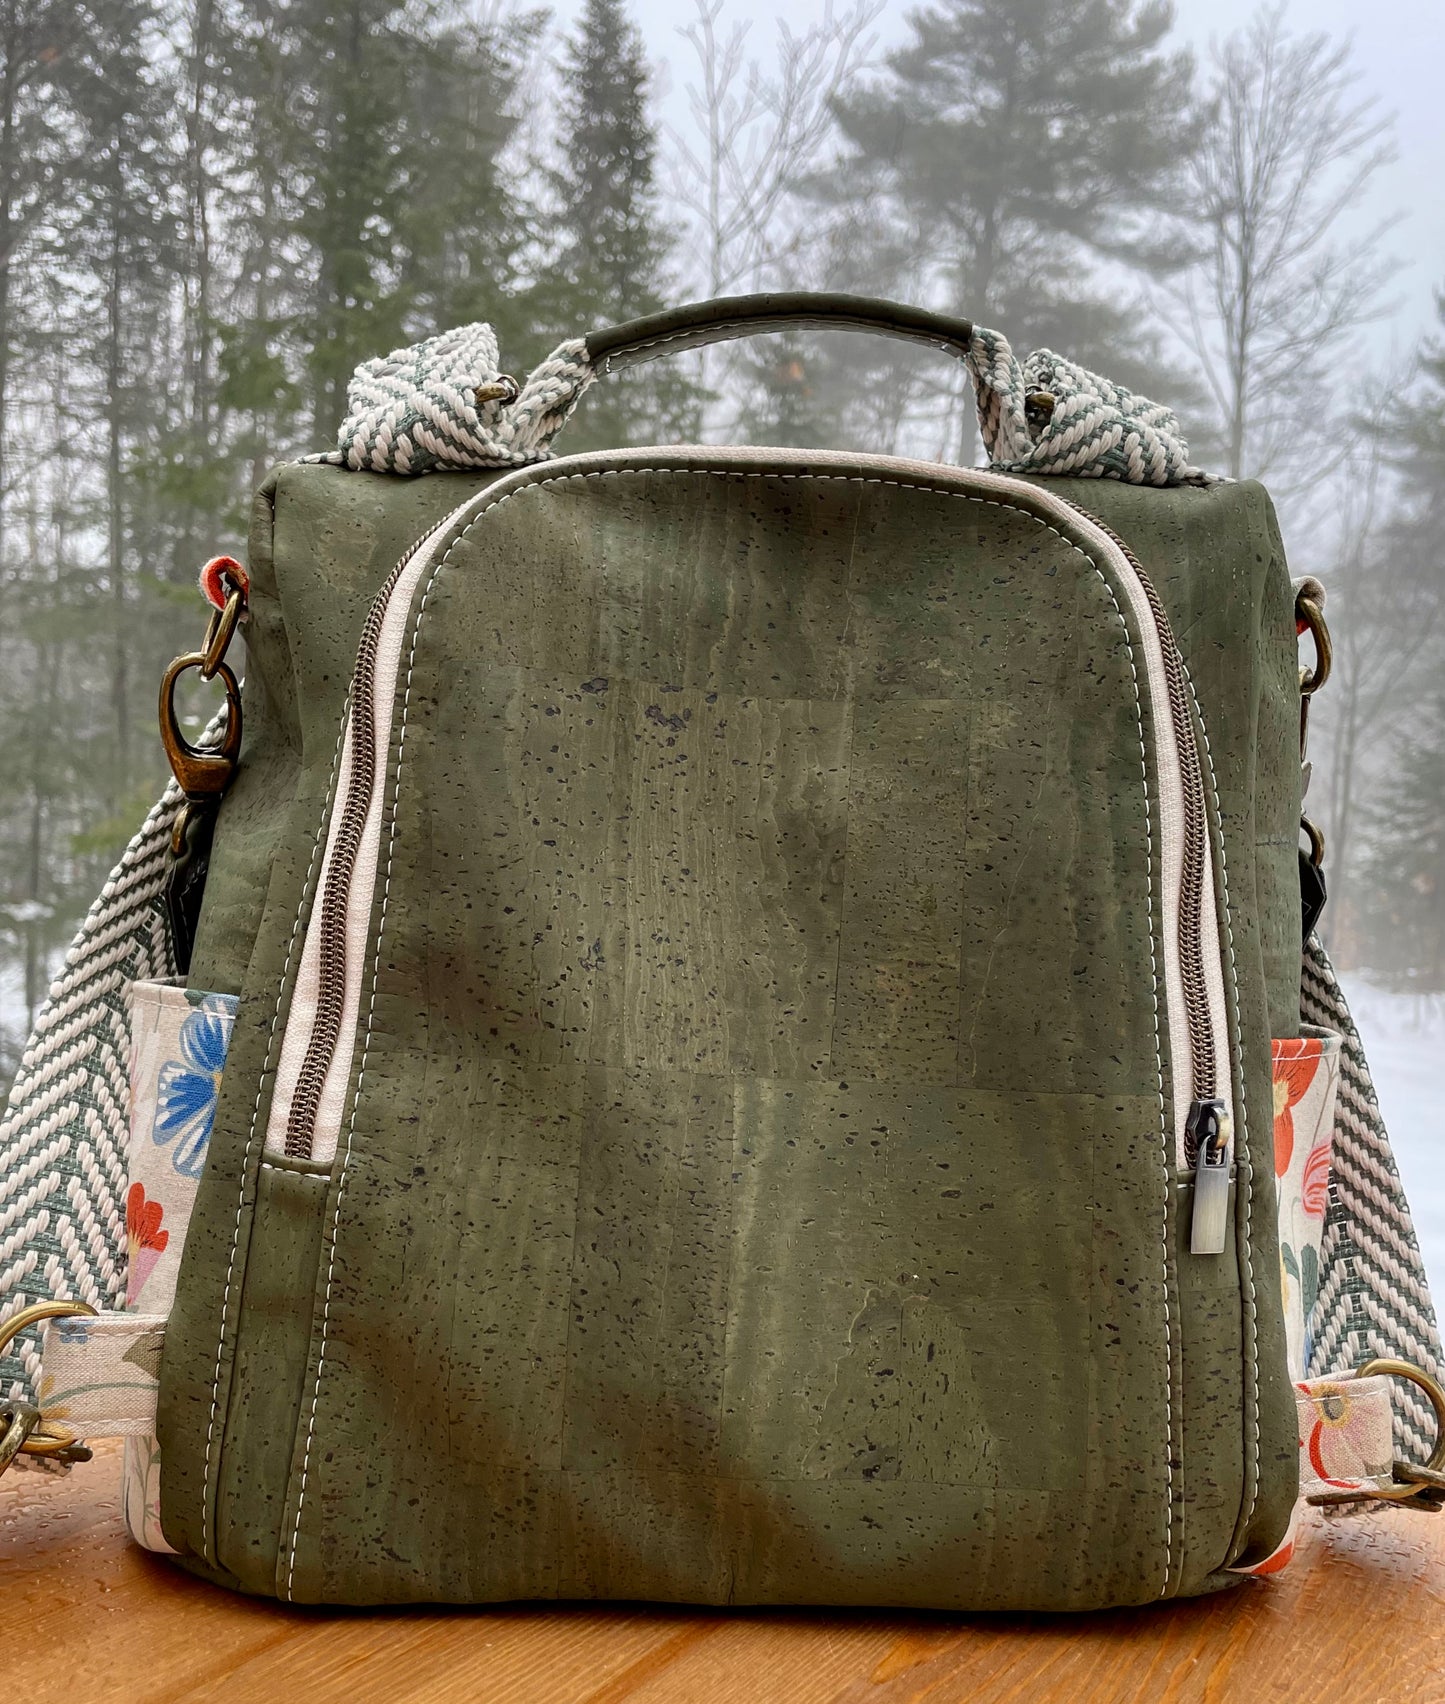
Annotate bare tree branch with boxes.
[1165,4,1399,490]
[668,0,881,300]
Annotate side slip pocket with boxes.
[120,979,237,1548]
[1225,1025,1347,1582]
[1270,1027,1343,1382]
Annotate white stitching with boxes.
[280,463,1176,1594]
[199,714,345,1566]
[1071,568,1172,1596]
[283,573,439,1596]
[1187,672,1258,1556]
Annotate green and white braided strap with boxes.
[964,328,1210,486]
[308,314,1209,487]
[306,322,594,475]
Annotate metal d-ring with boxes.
[0,1402,40,1475]
[1297,592,1332,696]
[1360,1357,1445,1506]
[1301,814,1325,868]
[0,1298,97,1362]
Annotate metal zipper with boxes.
[267,459,1234,1252]
[1059,500,1233,1252]
[1059,501,1233,1252]
[281,536,429,1157]
[1060,505,1217,1105]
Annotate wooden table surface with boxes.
[5,1441,1442,1704]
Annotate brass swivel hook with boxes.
[159,559,248,854]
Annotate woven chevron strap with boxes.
[1302,933,1444,1461]
[0,788,180,1401]
[963,329,1211,486]
[308,322,594,475]
[0,708,230,1404]
[304,316,1207,487]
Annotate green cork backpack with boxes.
[4,294,1443,1611]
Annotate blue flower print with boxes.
[154,1000,234,1178]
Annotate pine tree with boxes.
[397,7,540,360]
[0,0,88,565]
[814,0,1201,458]
[55,0,183,800]
[284,0,418,442]
[216,0,538,451]
[1359,686,1445,988]
[213,0,313,489]
[735,336,847,449]
[1351,289,1445,982]
[540,0,699,450]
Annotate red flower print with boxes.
[1271,1038,1323,1177]
[1301,1137,1334,1219]
[125,1182,168,1305]
[1248,1537,1294,1575]
[1306,1415,1360,1488]
[1301,1383,1389,1488]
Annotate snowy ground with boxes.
[1344,977,1445,1304]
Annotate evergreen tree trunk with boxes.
[0,1,50,570]
[0,46,18,569]
[183,0,217,473]
[106,195,130,799]
[817,0,1203,446]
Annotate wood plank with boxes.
[5,1443,1442,1703]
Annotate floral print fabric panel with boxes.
[1296,1373,1395,1496]
[1273,1027,1343,1381]
[1235,1026,1346,1577]
[122,979,236,1550]
[1235,1370,1398,1577]
[126,982,235,1312]
[37,1313,167,1434]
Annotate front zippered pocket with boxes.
[1056,497,1236,1253]
[264,512,456,1160]
[262,456,1235,1252]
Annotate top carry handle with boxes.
[302,291,1208,486]
[585,291,977,372]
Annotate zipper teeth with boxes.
[281,534,429,1158]
[1063,501,1217,1109]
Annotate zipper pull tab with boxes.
[1188,1098,1233,1256]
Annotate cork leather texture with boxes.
[161,451,1298,1608]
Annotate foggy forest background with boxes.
[0,0,1442,1091]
